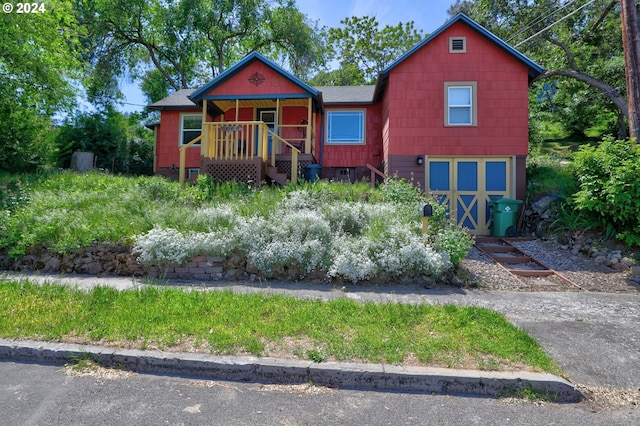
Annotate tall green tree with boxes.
[0,0,83,171]
[54,109,154,175]
[78,0,327,104]
[314,16,424,85]
[449,0,626,138]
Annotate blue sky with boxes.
[120,0,457,113]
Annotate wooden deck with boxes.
[179,121,315,185]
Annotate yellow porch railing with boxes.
[178,134,203,184]
[178,122,302,184]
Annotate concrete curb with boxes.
[0,339,582,402]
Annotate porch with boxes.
[179,98,318,186]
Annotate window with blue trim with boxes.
[326,110,365,144]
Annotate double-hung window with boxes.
[326,110,365,144]
[445,82,477,126]
[180,114,202,146]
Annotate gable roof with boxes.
[373,13,544,101]
[149,15,543,110]
[189,51,320,104]
[148,85,373,109]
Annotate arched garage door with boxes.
[426,157,514,235]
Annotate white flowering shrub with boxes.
[367,223,451,278]
[134,227,238,265]
[186,205,239,232]
[133,184,470,282]
[273,209,332,243]
[231,215,271,252]
[280,189,317,211]
[134,227,194,265]
[249,209,332,276]
[321,202,370,236]
[327,237,378,283]
[249,239,326,276]
[189,229,237,258]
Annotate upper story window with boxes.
[445,82,477,126]
[326,110,365,144]
[180,114,202,146]
[449,36,466,53]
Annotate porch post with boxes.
[306,97,312,154]
[201,100,208,157]
[311,111,317,157]
[179,148,186,185]
[275,98,281,155]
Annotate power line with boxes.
[514,0,598,47]
[121,102,147,107]
[507,0,578,43]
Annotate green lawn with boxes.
[0,279,561,374]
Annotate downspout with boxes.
[153,125,157,173]
[318,112,324,167]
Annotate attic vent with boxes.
[449,37,466,53]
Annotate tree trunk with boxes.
[620,0,640,139]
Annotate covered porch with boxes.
[180,95,320,186]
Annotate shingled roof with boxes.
[148,85,375,109]
[148,89,197,110]
[315,85,376,104]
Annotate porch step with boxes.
[265,165,288,186]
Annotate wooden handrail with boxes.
[366,163,387,187]
[182,121,305,186]
[179,134,203,185]
[269,130,301,183]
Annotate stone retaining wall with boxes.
[0,244,245,281]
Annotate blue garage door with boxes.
[425,157,512,234]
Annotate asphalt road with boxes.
[2,360,638,425]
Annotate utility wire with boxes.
[515,0,597,47]
[507,0,578,43]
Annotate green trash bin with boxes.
[489,198,522,237]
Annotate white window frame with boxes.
[449,36,467,53]
[444,82,477,127]
[325,109,366,145]
[180,113,202,146]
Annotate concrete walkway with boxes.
[3,272,639,400]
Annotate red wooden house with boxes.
[148,14,543,234]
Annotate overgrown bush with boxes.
[0,101,58,173]
[526,154,577,199]
[2,172,474,282]
[572,137,640,246]
[53,108,154,175]
[431,226,475,266]
[0,171,195,255]
[0,177,29,213]
[134,179,468,283]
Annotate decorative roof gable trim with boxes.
[189,52,320,104]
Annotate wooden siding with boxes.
[381,21,530,158]
[210,61,308,97]
[386,155,425,189]
[322,103,383,168]
[156,110,202,170]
